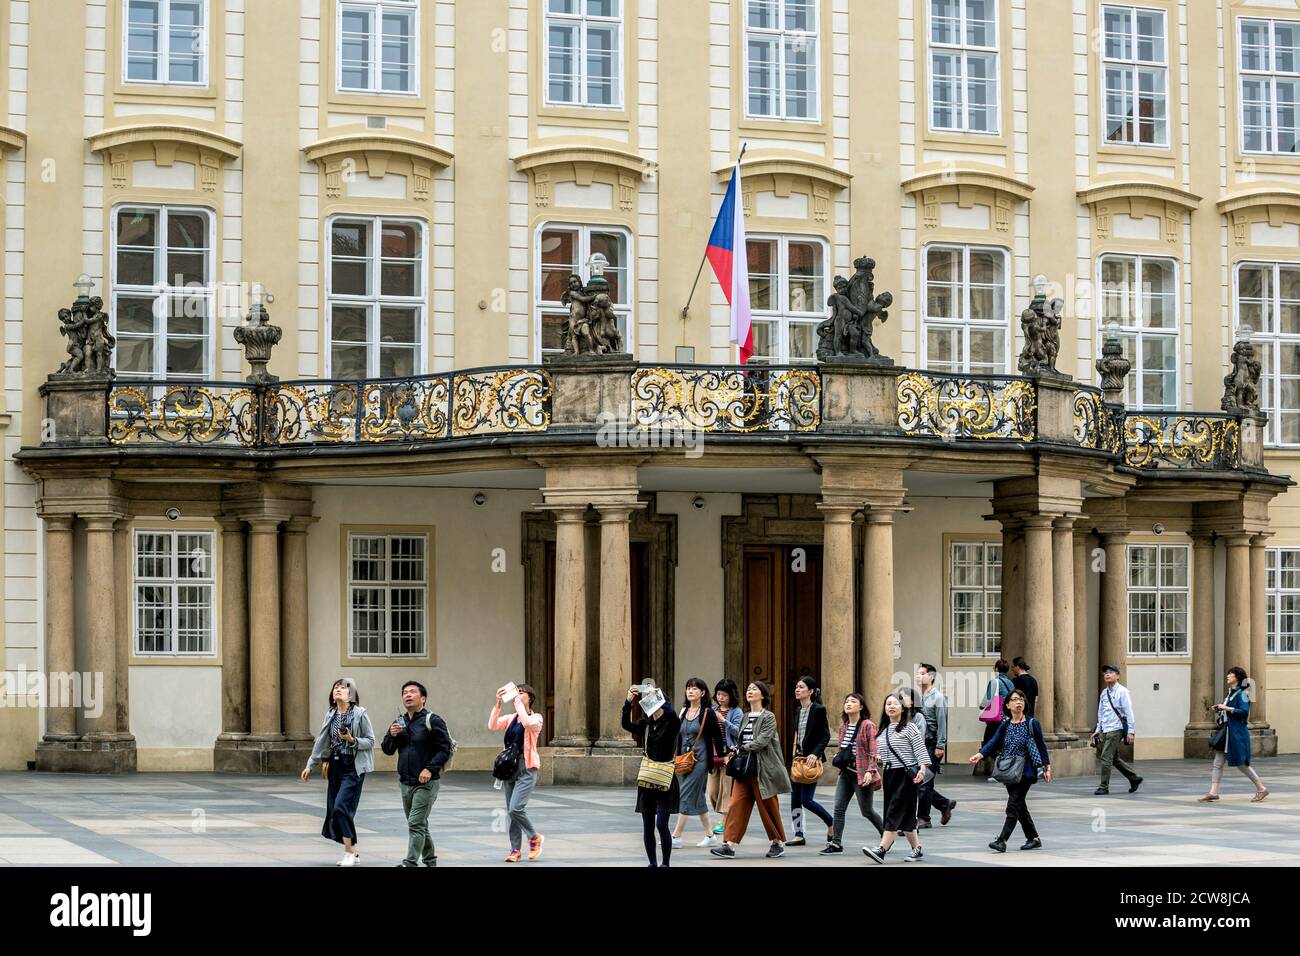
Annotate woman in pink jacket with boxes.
[489,684,544,862]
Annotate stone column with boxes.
[83,515,120,738]
[551,507,591,747]
[1250,533,1270,724]
[820,504,857,716]
[1223,533,1252,674]
[113,520,131,734]
[1052,517,1076,735]
[247,517,284,738]
[1099,531,1129,675]
[42,516,77,739]
[1023,516,1056,734]
[280,516,315,741]
[1072,530,1090,731]
[1000,523,1026,663]
[595,504,639,747]
[862,509,896,709]
[219,517,250,737]
[1186,533,1216,750]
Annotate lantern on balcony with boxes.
[1096,319,1131,403]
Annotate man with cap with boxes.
[1091,664,1141,795]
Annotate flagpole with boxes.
[680,143,748,323]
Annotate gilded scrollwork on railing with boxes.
[896,372,1037,441]
[1121,414,1241,470]
[360,377,450,443]
[451,368,552,437]
[263,382,360,445]
[629,366,821,432]
[107,383,260,446]
[1073,388,1124,456]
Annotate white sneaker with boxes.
[671,837,684,849]
[697,835,719,848]
[338,851,360,867]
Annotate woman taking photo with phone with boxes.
[708,679,744,839]
[709,680,790,860]
[623,683,682,867]
[822,692,883,854]
[670,677,727,849]
[968,688,1051,851]
[1200,667,1269,803]
[862,691,929,864]
[488,683,545,862]
[301,677,375,867]
[788,675,832,847]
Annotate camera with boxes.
[1152,522,1165,535]
[692,496,705,510]
[473,492,487,506]
[165,508,182,521]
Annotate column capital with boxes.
[1023,514,1058,531]
[246,516,286,534]
[1224,532,1253,548]
[1189,530,1217,546]
[42,514,74,532]
[283,515,321,534]
[1250,531,1275,546]
[864,508,895,526]
[596,501,646,522]
[1099,529,1130,543]
[817,501,859,522]
[217,516,247,534]
[539,503,589,523]
[83,514,124,533]
[1052,515,1077,532]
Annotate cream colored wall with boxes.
[129,665,222,766]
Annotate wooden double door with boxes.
[741,544,823,751]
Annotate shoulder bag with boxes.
[637,720,676,791]
[790,707,825,784]
[1104,688,1129,737]
[725,714,760,780]
[1208,694,1230,752]
[674,707,708,775]
[979,677,1007,724]
[884,726,933,785]
[990,721,1029,784]
[830,724,857,771]
[492,721,524,781]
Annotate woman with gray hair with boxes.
[301,677,376,866]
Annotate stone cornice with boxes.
[1215,184,1300,218]
[513,143,653,178]
[0,125,26,155]
[302,133,453,172]
[86,123,243,162]
[900,164,1035,203]
[1078,179,1202,213]
[714,155,852,192]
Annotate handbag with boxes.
[725,714,760,780]
[492,743,523,780]
[979,676,1009,724]
[791,752,824,784]
[674,707,708,775]
[636,720,675,791]
[992,749,1026,784]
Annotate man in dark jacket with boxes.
[382,680,453,867]
[1011,658,1039,719]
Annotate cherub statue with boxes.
[1221,339,1262,413]
[57,306,89,374]
[560,273,597,355]
[816,256,893,362]
[1017,294,1065,377]
[817,276,863,361]
[588,292,624,353]
[85,297,116,374]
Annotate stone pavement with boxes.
[0,756,1297,866]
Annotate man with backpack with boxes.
[382,680,454,867]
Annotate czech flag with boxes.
[706,161,753,364]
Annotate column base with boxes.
[1250,724,1278,759]
[213,734,314,774]
[548,735,594,749]
[1043,733,1092,778]
[1183,723,1278,759]
[35,735,137,774]
[542,746,643,786]
[591,737,639,750]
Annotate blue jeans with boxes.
[789,779,833,837]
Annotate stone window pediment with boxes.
[1077,178,1201,243]
[713,156,851,223]
[303,134,454,202]
[901,164,1033,233]
[0,125,26,156]
[514,144,655,212]
[1216,184,1300,246]
[87,123,242,193]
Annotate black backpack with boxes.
[492,721,524,781]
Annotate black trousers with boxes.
[999,777,1038,841]
[916,743,952,820]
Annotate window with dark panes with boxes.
[536,225,631,359]
[1235,261,1300,445]
[348,533,428,657]
[745,0,819,120]
[745,235,826,365]
[1102,5,1168,146]
[125,0,207,85]
[1098,254,1178,409]
[929,0,999,133]
[922,244,1008,374]
[339,0,417,94]
[1239,17,1300,154]
[545,0,622,107]
[134,529,215,656]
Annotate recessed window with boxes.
[1267,548,1300,654]
[1102,5,1168,146]
[124,0,208,85]
[545,0,622,108]
[1127,543,1189,657]
[746,235,826,365]
[348,533,429,657]
[1239,17,1300,154]
[1235,261,1300,446]
[922,244,1009,375]
[339,0,418,94]
[744,0,819,121]
[111,205,214,381]
[948,540,1002,658]
[327,216,426,379]
[134,530,216,657]
[929,0,999,133]
[536,224,632,360]
[1098,254,1179,410]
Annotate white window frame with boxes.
[742,0,821,122]
[1238,16,1300,155]
[1096,253,1180,411]
[947,540,1002,659]
[920,243,1011,375]
[1267,547,1300,655]
[927,0,1000,135]
[337,0,420,96]
[534,222,635,361]
[543,0,624,109]
[110,203,217,381]
[324,214,428,380]
[347,532,430,659]
[1233,259,1300,447]
[122,0,210,87]
[1100,4,1169,148]
[132,529,217,658]
[1126,543,1190,658]
[745,233,829,365]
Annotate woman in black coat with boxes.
[623,685,682,867]
[787,675,833,846]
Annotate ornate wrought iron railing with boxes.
[106,367,552,448]
[1119,412,1242,471]
[896,371,1038,441]
[629,365,822,432]
[1072,387,1124,457]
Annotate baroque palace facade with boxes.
[0,0,1298,779]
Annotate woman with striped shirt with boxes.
[968,688,1051,851]
[821,692,883,854]
[862,691,930,864]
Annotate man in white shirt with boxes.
[1091,664,1142,796]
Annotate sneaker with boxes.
[819,842,843,855]
[916,820,933,829]
[1020,837,1042,851]
[504,850,522,862]
[670,837,684,849]
[528,834,545,861]
[709,845,736,859]
[1128,776,1143,794]
[862,845,885,864]
[904,846,924,863]
[1093,787,1109,795]
[712,823,724,835]
[988,839,1007,853]
[338,851,360,867]
[765,843,785,859]
[940,802,956,826]
[696,835,719,848]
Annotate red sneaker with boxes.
[504,850,522,862]
[528,834,545,861]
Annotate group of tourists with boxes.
[296,657,1269,866]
